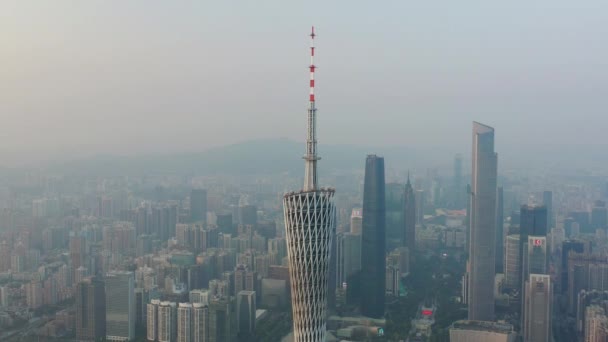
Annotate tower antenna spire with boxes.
[304,26,319,191]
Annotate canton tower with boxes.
[283,27,336,342]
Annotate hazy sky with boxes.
[2,1,607,164]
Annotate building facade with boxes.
[467,122,498,321]
[105,271,135,341]
[360,154,386,318]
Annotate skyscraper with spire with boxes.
[283,27,336,342]
[403,173,416,258]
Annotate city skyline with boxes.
[2,5,608,342]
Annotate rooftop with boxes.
[450,320,514,334]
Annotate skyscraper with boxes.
[178,303,193,342]
[191,189,207,224]
[524,274,552,342]
[452,154,464,209]
[147,299,159,341]
[336,232,362,290]
[209,297,234,342]
[495,186,504,273]
[192,303,209,342]
[282,27,336,342]
[519,205,548,290]
[542,191,553,229]
[504,234,521,290]
[350,209,362,234]
[403,174,416,259]
[467,122,498,321]
[361,154,386,318]
[236,290,256,341]
[76,278,106,341]
[105,271,135,341]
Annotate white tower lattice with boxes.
[283,27,336,342]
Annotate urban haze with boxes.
[1,1,608,342]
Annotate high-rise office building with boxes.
[504,234,521,290]
[496,186,504,273]
[524,274,552,342]
[521,236,547,332]
[542,191,553,228]
[336,232,362,289]
[209,297,234,342]
[561,240,586,294]
[350,209,362,235]
[467,122,498,321]
[234,265,256,295]
[361,154,386,318]
[449,320,516,342]
[452,154,464,209]
[70,232,87,285]
[237,291,256,341]
[178,303,193,342]
[519,205,548,290]
[403,175,416,259]
[523,236,547,283]
[567,254,608,312]
[415,190,425,225]
[105,271,135,341]
[191,189,208,224]
[76,278,106,341]
[282,27,336,342]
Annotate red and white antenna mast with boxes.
[303,26,319,191]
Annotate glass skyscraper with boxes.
[467,122,498,321]
[360,154,386,318]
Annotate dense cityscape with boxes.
[2,3,608,342]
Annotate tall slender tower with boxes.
[283,27,336,342]
[467,122,498,321]
[360,155,386,318]
[403,173,416,258]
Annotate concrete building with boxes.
[178,303,193,342]
[76,278,106,341]
[156,301,177,342]
[190,189,208,224]
[524,274,552,342]
[350,209,362,235]
[193,303,209,342]
[237,291,256,341]
[105,271,135,341]
[403,175,416,262]
[467,122,498,321]
[209,297,234,342]
[585,305,608,342]
[336,232,362,289]
[190,289,210,305]
[504,234,520,290]
[449,320,516,342]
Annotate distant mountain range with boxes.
[4,139,606,178]
[38,139,457,177]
